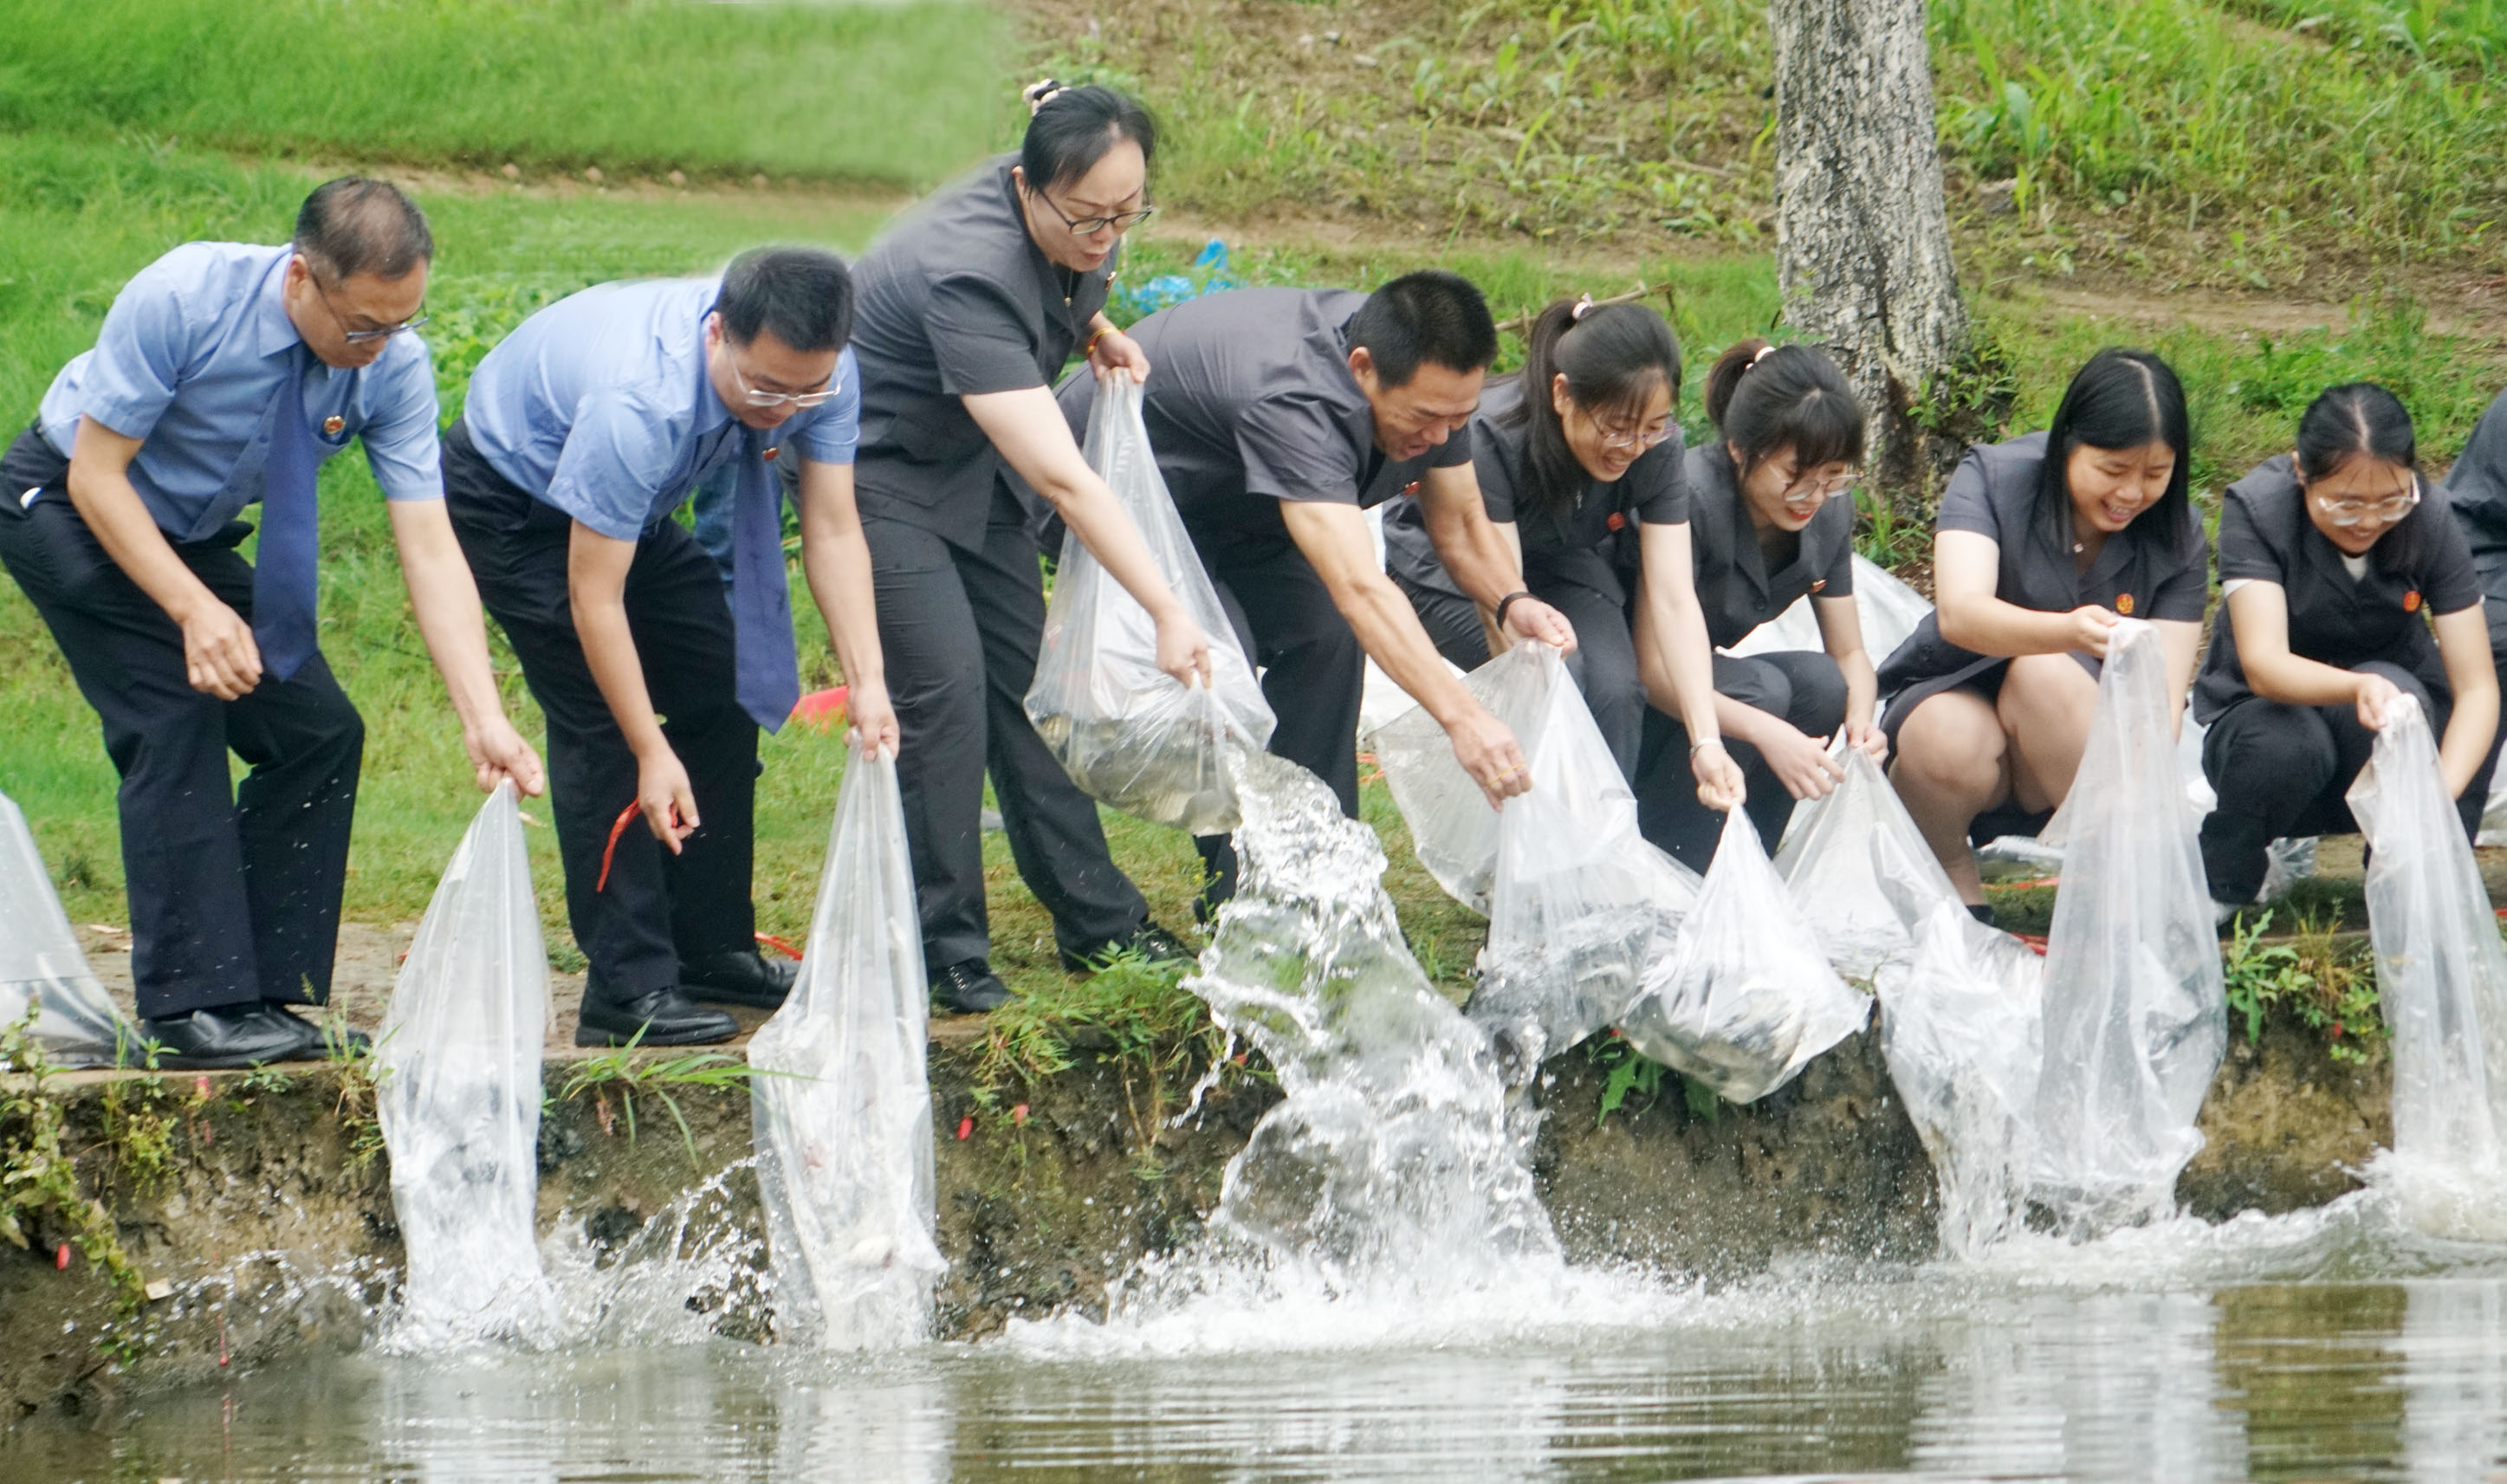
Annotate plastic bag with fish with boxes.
[2347,693,2507,1238]
[1367,642,1552,914]
[0,789,131,1068]
[2029,619,2225,1232]
[1618,810,1870,1103]
[1026,370,1273,834]
[375,781,554,1345]
[1775,744,1961,979]
[750,742,946,1348]
[1875,903,2046,1258]
[1472,644,1701,1081]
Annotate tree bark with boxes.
[1771,0,1971,518]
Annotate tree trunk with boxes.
[1771,0,1972,523]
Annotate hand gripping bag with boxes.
[750,742,946,1349]
[2028,619,2226,1232]
[0,790,131,1068]
[1874,903,2046,1258]
[1367,641,1552,914]
[374,781,554,1345]
[1617,809,1870,1103]
[1472,644,1702,1080]
[1775,745,1963,979]
[1025,370,1274,834]
[2346,694,2507,1237]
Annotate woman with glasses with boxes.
[1381,297,1735,803]
[1882,348,2210,919]
[2195,382,2497,917]
[845,80,1208,1014]
[1632,339,1875,871]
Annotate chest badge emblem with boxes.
[1401,481,1421,498]
[2405,590,2422,612]
[762,446,780,462]
[1607,511,1627,532]
[321,415,345,436]
[1810,579,1827,593]
[2115,593,2135,615]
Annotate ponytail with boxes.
[1511,297,1681,522]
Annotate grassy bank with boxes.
[0,0,1010,189]
[1026,0,2507,283]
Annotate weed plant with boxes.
[2221,909,2387,1063]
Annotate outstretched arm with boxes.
[794,457,897,759]
[386,496,543,795]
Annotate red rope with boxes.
[595,803,638,893]
[755,932,804,961]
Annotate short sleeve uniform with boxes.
[2193,456,2479,723]
[20,241,441,542]
[1063,287,1474,553]
[2445,386,2507,654]
[850,155,1111,546]
[460,276,857,540]
[1683,439,1856,651]
[1380,376,1685,600]
[1876,431,2210,711]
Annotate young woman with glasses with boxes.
[1630,339,1875,871]
[2194,382,2498,917]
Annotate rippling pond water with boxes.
[12,1193,2507,1481]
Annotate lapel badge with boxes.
[763,446,780,462]
[2405,590,2422,613]
[1402,481,1421,498]
[321,415,345,436]
[2115,593,2135,615]
[1810,578,1826,593]
[1607,511,1627,532]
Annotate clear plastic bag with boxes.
[2028,619,2226,1232]
[1727,554,1930,660]
[750,742,946,1349]
[1874,902,2046,1258]
[0,790,130,1068]
[1471,644,1702,1079]
[1368,642,1551,914]
[374,782,554,1345]
[2346,693,2507,1237]
[1617,809,1871,1103]
[1774,745,1962,980]
[1026,370,1274,834]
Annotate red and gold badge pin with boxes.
[1811,579,1828,593]
[2115,593,2135,615]
[1606,511,1627,532]
[1401,481,1421,498]
[2405,590,2423,612]
[321,415,345,436]
[762,445,780,462]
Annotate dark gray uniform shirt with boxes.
[2194,455,2479,723]
[1381,377,1685,598]
[849,154,1113,548]
[1878,431,2210,703]
[1098,287,1474,548]
[1683,439,1856,651]
[2444,386,2507,652]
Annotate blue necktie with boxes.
[252,343,321,684]
[729,427,800,732]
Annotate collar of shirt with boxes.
[251,251,307,360]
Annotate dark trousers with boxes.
[1191,527,1369,902]
[1635,649,1849,873]
[865,486,1148,970]
[0,428,362,1018]
[440,421,756,999]
[2200,660,2496,904]
[1392,549,1648,781]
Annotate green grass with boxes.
[1034,0,2507,279]
[0,0,1011,189]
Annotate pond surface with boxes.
[11,1193,2507,1482]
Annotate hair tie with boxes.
[1750,343,1777,368]
[1570,294,1597,322]
[1023,78,1068,116]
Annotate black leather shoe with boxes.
[930,960,1013,1015]
[679,948,797,1008]
[139,1005,310,1070]
[263,1003,371,1060]
[1060,921,1197,973]
[574,985,740,1047]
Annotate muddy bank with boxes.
[1,1011,2382,1422]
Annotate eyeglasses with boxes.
[726,354,843,411]
[305,267,429,345]
[1780,470,1861,507]
[1030,188,1157,237]
[1576,404,1676,456]
[2311,480,2420,528]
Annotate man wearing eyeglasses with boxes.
[439,247,892,1047]
[0,177,545,1068]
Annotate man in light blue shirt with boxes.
[0,178,544,1069]
[443,248,893,1047]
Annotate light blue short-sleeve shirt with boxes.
[34,242,442,543]
[461,277,858,542]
